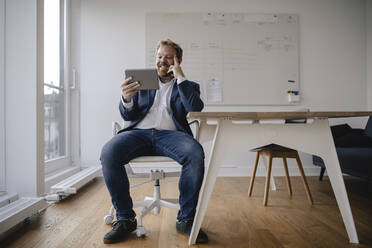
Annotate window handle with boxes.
[71,68,77,90]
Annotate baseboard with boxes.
[217,165,322,177]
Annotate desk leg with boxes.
[286,119,358,243]
[260,155,277,190]
[189,120,221,245]
[316,122,359,243]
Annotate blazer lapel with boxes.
[170,78,179,105]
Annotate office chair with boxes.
[103,120,200,237]
[248,118,313,206]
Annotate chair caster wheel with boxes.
[104,215,114,225]
[136,226,146,237]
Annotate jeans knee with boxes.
[100,141,114,166]
[184,142,204,161]
[100,139,125,167]
[183,143,204,173]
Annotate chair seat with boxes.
[130,156,176,163]
[250,143,296,152]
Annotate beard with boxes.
[157,63,174,83]
[157,63,172,77]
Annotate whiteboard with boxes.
[146,13,300,105]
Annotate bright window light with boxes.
[44,0,66,161]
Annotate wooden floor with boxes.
[1,176,372,248]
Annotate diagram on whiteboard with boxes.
[146,13,300,105]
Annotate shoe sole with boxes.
[103,229,136,244]
[103,238,121,244]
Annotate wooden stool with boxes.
[248,144,313,206]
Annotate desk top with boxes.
[188,111,372,120]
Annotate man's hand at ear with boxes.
[168,55,185,79]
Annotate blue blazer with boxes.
[119,79,204,136]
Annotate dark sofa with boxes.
[313,116,372,181]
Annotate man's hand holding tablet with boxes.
[121,68,159,102]
[121,76,140,102]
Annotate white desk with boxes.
[188,111,372,245]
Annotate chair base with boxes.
[104,184,180,237]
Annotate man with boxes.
[100,39,208,244]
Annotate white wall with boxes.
[5,0,44,196]
[367,0,372,110]
[73,0,368,176]
[0,0,5,191]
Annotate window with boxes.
[44,0,71,174]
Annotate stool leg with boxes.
[282,158,292,196]
[262,155,277,190]
[319,167,325,181]
[263,155,273,206]
[295,153,313,205]
[248,152,260,196]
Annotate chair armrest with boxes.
[188,120,200,141]
[112,122,122,136]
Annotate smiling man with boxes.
[100,39,208,244]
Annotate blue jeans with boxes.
[100,129,205,221]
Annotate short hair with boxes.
[156,39,183,60]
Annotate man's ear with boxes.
[179,58,182,64]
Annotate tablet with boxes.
[125,68,159,90]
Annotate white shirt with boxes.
[122,77,186,130]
